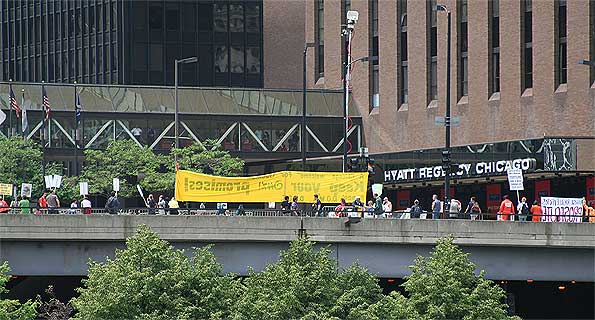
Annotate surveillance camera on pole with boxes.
[341,11,358,172]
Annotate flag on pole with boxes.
[75,91,82,125]
[21,92,28,134]
[42,85,51,120]
[9,86,21,118]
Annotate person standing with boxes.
[431,194,442,220]
[382,197,393,218]
[311,194,322,217]
[498,195,515,221]
[281,195,290,215]
[105,191,121,214]
[81,196,92,214]
[46,189,60,214]
[0,196,9,213]
[410,199,423,219]
[19,197,31,214]
[334,198,347,217]
[373,193,383,218]
[38,192,48,214]
[146,194,156,215]
[158,195,167,215]
[530,200,543,222]
[290,195,299,216]
[168,197,179,215]
[449,198,461,219]
[69,199,79,214]
[464,197,482,221]
[517,197,530,222]
[10,197,19,214]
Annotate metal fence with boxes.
[0,207,593,223]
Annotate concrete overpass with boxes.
[0,215,593,281]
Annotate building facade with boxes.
[0,0,307,89]
[305,0,595,153]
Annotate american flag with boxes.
[9,85,21,118]
[42,85,51,120]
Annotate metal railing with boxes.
[0,207,593,223]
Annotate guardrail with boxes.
[0,206,593,223]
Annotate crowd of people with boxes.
[2,189,595,222]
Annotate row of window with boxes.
[372,0,580,110]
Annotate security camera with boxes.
[346,10,359,24]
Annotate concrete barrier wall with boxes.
[1,215,594,248]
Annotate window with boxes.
[315,0,324,80]
[148,3,163,30]
[522,0,532,91]
[399,0,408,104]
[555,0,567,87]
[489,0,500,95]
[370,0,379,108]
[459,0,468,98]
[428,0,437,102]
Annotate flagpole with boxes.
[8,80,12,138]
[21,89,25,139]
[74,82,78,176]
[41,82,46,178]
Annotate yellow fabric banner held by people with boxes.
[175,170,369,203]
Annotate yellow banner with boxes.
[0,183,13,196]
[175,170,368,203]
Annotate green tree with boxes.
[398,237,519,320]
[232,238,383,320]
[0,262,38,320]
[0,137,44,198]
[71,225,240,320]
[173,140,244,176]
[81,140,173,198]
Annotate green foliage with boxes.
[400,236,519,320]
[0,262,38,320]
[71,225,241,320]
[232,238,384,320]
[173,140,244,176]
[81,140,173,197]
[0,137,43,198]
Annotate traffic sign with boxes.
[434,116,460,127]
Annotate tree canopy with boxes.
[0,137,44,198]
[71,225,241,320]
[0,262,38,320]
[173,140,244,176]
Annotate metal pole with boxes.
[8,80,12,138]
[174,59,179,167]
[444,11,452,214]
[301,45,307,170]
[39,84,46,178]
[343,29,353,172]
[74,82,78,176]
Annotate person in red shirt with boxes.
[38,192,47,213]
[498,195,515,221]
[530,200,543,222]
[0,196,9,213]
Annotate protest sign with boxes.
[540,197,583,223]
[0,183,13,196]
[175,170,369,203]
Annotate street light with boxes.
[436,4,452,215]
[174,57,198,167]
[578,59,595,67]
[302,42,316,170]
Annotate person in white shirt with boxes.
[449,198,462,219]
[81,196,92,214]
[382,197,393,218]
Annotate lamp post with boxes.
[436,4,452,214]
[302,42,316,170]
[174,57,198,167]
